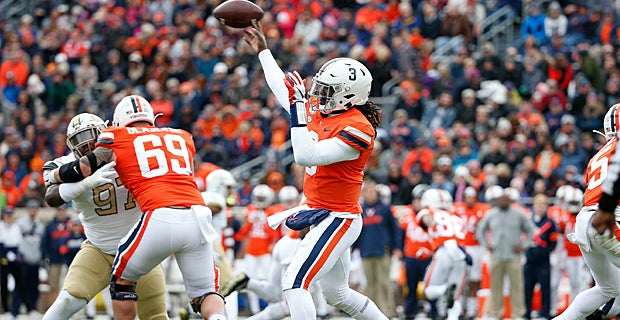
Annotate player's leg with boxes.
[523,263,536,319]
[244,256,283,302]
[539,262,552,319]
[464,245,482,319]
[135,265,168,320]
[422,248,451,300]
[171,211,225,320]
[42,242,111,320]
[213,242,237,319]
[445,259,466,320]
[245,301,290,320]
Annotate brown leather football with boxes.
[213,0,264,28]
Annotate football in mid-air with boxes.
[213,0,264,29]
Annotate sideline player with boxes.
[554,104,620,319]
[45,96,226,320]
[453,187,490,319]
[42,113,167,320]
[244,22,388,320]
[418,189,468,320]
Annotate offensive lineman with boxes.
[41,113,167,320]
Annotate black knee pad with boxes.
[190,292,225,314]
[110,276,138,301]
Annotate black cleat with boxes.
[445,284,457,309]
[219,273,249,297]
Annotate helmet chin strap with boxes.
[153,113,164,125]
[592,129,607,140]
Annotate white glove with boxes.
[83,161,116,189]
[284,71,308,127]
[58,161,117,202]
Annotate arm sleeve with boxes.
[475,215,489,247]
[258,49,290,113]
[290,127,360,167]
[600,144,620,212]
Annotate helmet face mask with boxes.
[603,103,620,140]
[113,95,155,127]
[308,58,372,113]
[66,114,106,158]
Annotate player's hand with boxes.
[243,20,267,53]
[284,71,306,105]
[592,209,616,235]
[81,161,116,189]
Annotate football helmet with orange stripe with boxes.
[309,58,372,113]
[603,103,620,140]
[66,113,106,158]
[113,95,155,127]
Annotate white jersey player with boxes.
[417,189,468,320]
[41,113,166,320]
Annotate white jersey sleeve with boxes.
[52,155,144,255]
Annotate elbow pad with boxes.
[58,159,86,183]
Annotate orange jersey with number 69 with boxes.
[303,107,375,214]
[584,138,617,207]
[96,126,205,212]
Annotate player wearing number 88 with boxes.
[42,113,167,320]
[45,96,227,320]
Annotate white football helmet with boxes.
[484,185,504,204]
[411,184,430,200]
[563,187,583,214]
[309,58,372,113]
[554,185,573,206]
[420,188,452,210]
[252,184,275,209]
[278,186,300,208]
[66,113,106,158]
[206,169,236,197]
[375,184,392,205]
[505,187,521,203]
[113,95,155,127]
[603,103,620,140]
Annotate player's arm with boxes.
[46,147,116,184]
[244,22,290,111]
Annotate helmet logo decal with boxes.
[130,96,143,113]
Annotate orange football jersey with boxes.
[584,138,617,207]
[557,212,581,257]
[234,204,279,256]
[454,202,491,246]
[398,206,433,259]
[303,108,374,214]
[96,126,205,212]
[416,207,465,250]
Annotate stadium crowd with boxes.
[2,0,620,318]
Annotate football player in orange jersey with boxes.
[243,22,388,320]
[234,184,280,314]
[45,95,226,320]
[453,187,490,319]
[548,184,570,316]
[399,184,436,320]
[556,187,592,303]
[418,189,469,320]
[554,104,620,320]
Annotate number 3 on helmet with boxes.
[603,103,620,140]
[113,95,155,127]
[309,58,372,113]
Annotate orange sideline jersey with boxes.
[584,138,617,207]
[416,207,465,250]
[398,206,433,259]
[557,212,581,257]
[304,107,374,213]
[234,204,279,256]
[454,202,490,246]
[96,126,205,212]
[547,205,566,224]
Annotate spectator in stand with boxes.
[294,9,322,47]
[1,171,23,208]
[389,109,421,148]
[391,36,423,84]
[421,91,456,132]
[544,2,568,39]
[455,89,478,128]
[402,138,434,177]
[563,3,590,47]
[521,4,547,45]
[0,48,29,90]
[547,53,573,94]
[355,180,402,318]
[41,206,72,306]
[376,137,408,182]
